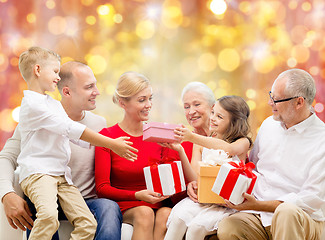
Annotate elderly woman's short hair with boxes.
[181,82,215,106]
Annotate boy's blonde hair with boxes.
[18,46,61,81]
[113,71,150,104]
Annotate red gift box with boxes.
[143,158,186,196]
[212,160,257,205]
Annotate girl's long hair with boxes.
[218,95,252,147]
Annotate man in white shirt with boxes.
[215,69,325,239]
[0,61,123,239]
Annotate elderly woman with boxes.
[95,72,173,240]
[170,82,216,205]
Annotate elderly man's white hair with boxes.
[276,69,316,106]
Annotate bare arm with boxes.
[175,127,250,158]
[80,127,138,161]
[176,145,197,182]
[159,143,197,182]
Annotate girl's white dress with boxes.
[167,148,237,232]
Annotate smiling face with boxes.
[122,86,153,122]
[269,77,297,128]
[209,101,231,137]
[183,90,212,135]
[69,66,100,111]
[38,59,61,93]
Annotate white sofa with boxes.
[0,171,133,240]
[0,208,133,240]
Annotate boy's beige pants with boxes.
[21,174,97,240]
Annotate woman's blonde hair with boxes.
[18,46,60,81]
[113,71,150,104]
[218,95,252,147]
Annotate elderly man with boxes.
[215,68,325,239]
[0,61,122,239]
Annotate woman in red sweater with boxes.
[95,71,172,240]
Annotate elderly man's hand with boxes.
[225,193,283,213]
[224,193,257,211]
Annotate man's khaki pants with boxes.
[21,174,97,240]
[216,203,325,240]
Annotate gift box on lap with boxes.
[144,161,186,196]
[212,161,257,205]
[197,162,225,204]
[143,122,181,143]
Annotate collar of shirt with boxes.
[23,90,48,100]
[281,112,315,134]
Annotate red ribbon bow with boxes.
[219,160,257,200]
[228,160,255,179]
[146,156,182,195]
[148,156,175,166]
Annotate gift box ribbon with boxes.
[148,157,182,194]
[219,160,257,200]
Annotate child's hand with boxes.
[174,126,193,142]
[111,136,138,161]
[187,181,198,203]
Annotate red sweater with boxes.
[95,124,176,213]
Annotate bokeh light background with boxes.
[1,0,325,148]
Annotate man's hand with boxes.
[2,192,33,231]
[187,181,198,202]
[224,193,282,212]
[224,193,258,211]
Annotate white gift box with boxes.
[143,161,186,196]
[212,161,256,205]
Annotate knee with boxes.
[84,215,97,235]
[37,208,59,230]
[187,223,207,237]
[133,206,155,228]
[155,207,171,227]
[274,203,299,218]
[74,212,97,234]
[273,202,302,224]
[93,198,122,219]
[217,215,241,240]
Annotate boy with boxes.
[17,47,137,239]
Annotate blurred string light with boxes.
[146,4,162,20]
[209,0,228,15]
[12,106,20,123]
[1,0,325,146]
[246,89,256,99]
[315,103,324,113]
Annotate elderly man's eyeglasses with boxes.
[268,91,302,104]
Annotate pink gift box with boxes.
[143,161,186,196]
[143,122,181,143]
[212,161,257,205]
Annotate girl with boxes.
[164,95,252,240]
